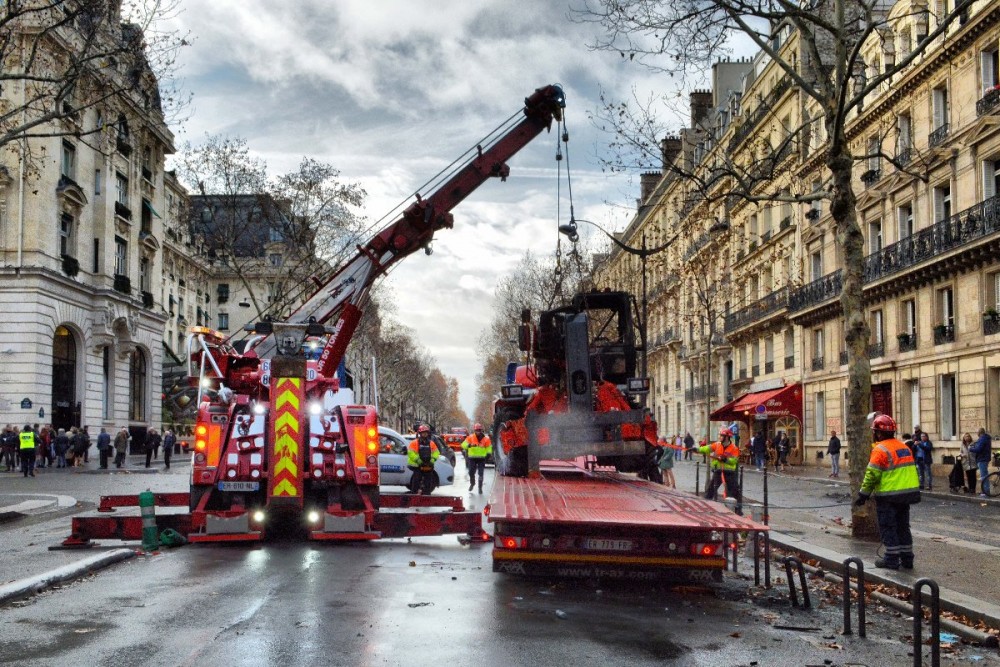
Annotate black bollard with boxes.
[842,557,866,637]
[781,555,811,609]
[762,465,770,525]
[913,578,941,667]
[695,461,700,494]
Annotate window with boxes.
[129,349,146,422]
[749,214,759,241]
[940,374,957,439]
[932,85,949,130]
[116,172,129,206]
[93,238,99,273]
[983,158,1000,200]
[897,203,914,239]
[141,198,152,234]
[762,265,773,293]
[218,313,229,331]
[765,335,775,364]
[897,114,912,156]
[59,212,73,256]
[899,27,913,58]
[752,340,760,367]
[784,328,795,366]
[814,391,826,439]
[95,169,101,195]
[102,347,112,420]
[901,299,916,336]
[867,135,881,172]
[114,236,127,276]
[933,183,952,222]
[939,286,955,326]
[989,272,1000,311]
[809,248,823,280]
[982,47,1000,91]
[269,253,282,267]
[217,283,230,303]
[61,141,76,180]
[868,219,883,253]
[813,327,825,358]
[871,309,884,344]
[140,257,150,292]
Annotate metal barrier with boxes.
[695,461,700,494]
[782,555,811,608]
[913,578,941,667]
[752,529,771,588]
[762,467,770,525]
[842,557,866,637]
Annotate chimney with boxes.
[660,136,682,172]
[639,172,659,205]
[690,90,713,127]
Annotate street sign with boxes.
[20,398,31,409]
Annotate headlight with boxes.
[307,511,321,524]
[252,510,265,523]
[309,402,322,416]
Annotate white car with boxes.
[378,426,454,489]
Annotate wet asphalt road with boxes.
[3,459,1000,665]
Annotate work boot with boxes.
[900,560,914,570]
[874,558,899,570]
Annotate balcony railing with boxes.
[865,194,1000,283]
[896,147,912,167]
[141,291,154,308]
[779,216,792,231]
[724,286,789,333]
[114,201,132,220]
[751,364,760,376]
[727,77,792,153]
[738,368,747,379]
[784,355,794,369]
[113,274,131,295]
[811,356,825,371]
[978,87,1000,116]
[928,123,950,148]
[897,332,918,352]
[867,341,885,358]
[789,270,842,312]
[933,324,955,345]
[860,168,881,186]
[986,316,1000,336]
[839,350,849,365]
[764,361,774,373]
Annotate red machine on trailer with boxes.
[61,84,567,547]
[486,291,768,580]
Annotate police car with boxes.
[377,426,454,489]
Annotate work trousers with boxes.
[705,469,724,501]
[410,467,436,495]
[99,448,111,469]
[467,457,486,490]
[20,448,35,476]
[163,448,171,470]
[875,500,914,566]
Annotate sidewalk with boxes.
[673,459,1000,638]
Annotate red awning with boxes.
[711,383,803,423]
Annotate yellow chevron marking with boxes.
[273,479,298,496]
[275,388,300,411]
[274,457,298,478]
[275,412,300,433]
[275,433,299,455]
[274,378,302,390]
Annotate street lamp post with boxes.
[559,218,679,389]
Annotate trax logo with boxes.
[687,570,716,583]
[497,562,526,575]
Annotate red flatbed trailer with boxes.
[487,459,768,581]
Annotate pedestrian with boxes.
[19,424,37,477]
[81,426,92,463]
[407,424,440,495]
[461,423,491,494]
[35,424,48,468]
[827,430,842,478]
[855,413,920,569]
[970,428,993,498]
[1,424,18,472]
[71,426,88,467]
[162,429,175,470]
[53,428,70,468]
[683,431,695,460]
[658,438,676,488]
[775,432,791,471]
[959,433,978,494]
[751,430,767,471]
[145,429,162,468]
[96,428,112,469]
[113,427,129,468]
[697,428,740,506]
[915,432,934,490]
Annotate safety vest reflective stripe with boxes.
[462,434,492,458]
[19,432,35,449]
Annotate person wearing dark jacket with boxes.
[0,425,16,472]
[145,429,162,468]
[751,431,767,471]
[53,428,70,468]
[162,430,176,470]
[971,428,993,497]
[827,430,842,478]
[683,432,695,460]
[914,432,934,490]
[96,428,112,469]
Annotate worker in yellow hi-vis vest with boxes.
[461,423,493,494]
[19,424,37,478]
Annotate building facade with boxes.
[594,0,1000,463]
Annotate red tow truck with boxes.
[60,84,567,547]
[486,291,768,581]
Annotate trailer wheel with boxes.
[492,407,527,477]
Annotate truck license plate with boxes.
[217,481,260,492]
[583,539,633,551]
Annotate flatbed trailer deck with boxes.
[488,460,768,581]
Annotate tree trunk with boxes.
[828,145,878,539]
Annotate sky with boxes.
[167,0,669,417]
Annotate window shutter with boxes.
[985,161,997,200]
[983,51,995,91]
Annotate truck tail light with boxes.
[495,536,528,549]
[690,543,723,556]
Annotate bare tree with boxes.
[0,0,189,165]
[174,135,366,322]
[576,0,973,536]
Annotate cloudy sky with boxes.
[169,0,670,416]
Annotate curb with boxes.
[0,548,135,606]
[769,529,1000,634]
